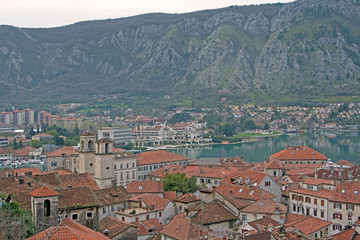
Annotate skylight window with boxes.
[239,189,243,193]
[355,190,359,195]
[250,191,254,195]
[342,189,346,194]
[259,202,264,207]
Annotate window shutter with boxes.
[340,214,342,220]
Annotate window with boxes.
[179,206,182,212]
[346,205,354,210]
[122,217,125,221]
[127,163,129,169]
[305,197,311,203]
[126,172,129,179]
[306,208,310,216]
[314,209,317,216]
[334,203,342,209]
[333,224,342,231]
[307,185,313,190]
[135,217,139,222]
[314,198,317,205]
[214,180,218,185]
[333,213,342,220]
[159,212,162,217]
[146,215,149,220]
[206,179,211,184]
[273,171,277,177]
[44,200,51,217]
[292,194,297,200]
[120,164,123,169]
[132,163,135,168]
[321,200,324,206]
[86,212,93,219]
[293,204,296,212]
[229,221,233,229]
[321,211,324,218]
[51,162,57,167]
[120,173,123,180]
[299,196,303,202]
[241,214,247,224]
[200,178,204,183]
[132,172,135,179]
[103,208,106,214]
[72,213,78,220]
[114,164,117,169]
[348,215,353,221]
[111,206,114,212]
[265,181,271,187]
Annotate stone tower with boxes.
[94,138,115,189]
[78,131,96,175]
[29,185,59,231]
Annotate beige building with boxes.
[114,152,137,186]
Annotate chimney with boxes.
[27,182,32,188]
[19,178,24,184]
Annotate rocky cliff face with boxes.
[1,0,360,106]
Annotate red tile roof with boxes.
[174,193,200,203]
[137,150,189,166]
[95,186,131,206]
[221,169,267,185]
[58,187,98,209]
[287,216,331,235]
[47,146,76,157]
[216,183,276,201]
[330,228,355,240]
[336,159,353,167]
[132,218,162,236]
[125,180,163,194]
[302,178,332,186]
[130,194,169,211]
[164,191,177,201]
[240,200,287,215]
[13,146,35,157]
[0,167,41,178]
[99,216,137,239]
[270,146,328,161]
[329,181,360,204]
[28,217,110,240]
[29,185,59,197]
[59,173,100,191]
[290,188,333,199]
[192,200,237,225]
[160,214,212,240]
[248,216,279,231]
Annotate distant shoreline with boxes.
[145,132,283,151]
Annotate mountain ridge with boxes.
[1,0,360,109]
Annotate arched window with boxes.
[81,141,84,150]
[105,143,109,153]
[44,199,51,217]
[126,163,129,169]
[88,140,94,151]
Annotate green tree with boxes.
[29,140,42,149]
[163,173,198,194]
[0,201,35,239]
[168,112,192,125]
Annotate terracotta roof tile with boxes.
[288,216,331,235]
[329,181,360,204]
[164,191,177,201]
[270,146,327,161]
[99,216,137,239]
[80,131,95,136]
[132,218,162,237]
[47,146,76,157]
[330,228,355,240]
[13,146,35,157]
[302,178,332,185]
[125,180,163,194]
[248,216,279,231]
[160,214,212,240]
[130,194,169,210]
[0,147,13,154]
[192,200,237,225]
[58,187,99,209]
[241,200,287,215]
[59,173,100,190]
[174,193,200,203]
[95,186,131,206]
[13,192,31,210]
[290,188,333,199]
[0,167,41,179]
[244,231,272,240]
[216,183,276,201]
[29,185,59,197]
[137,150,189,166]
[28,217,110,240]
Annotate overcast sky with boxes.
[1,0,293,28]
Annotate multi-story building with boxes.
[25,109,35,125]
[136,150,189,180]
[1,112,13,124]
[114,152,137,185]
[270,146,328,164]
[98,127,132,145]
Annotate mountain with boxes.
[1,0,360,109]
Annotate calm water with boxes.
[169,133,360,164]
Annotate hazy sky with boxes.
[1,0,293,28]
